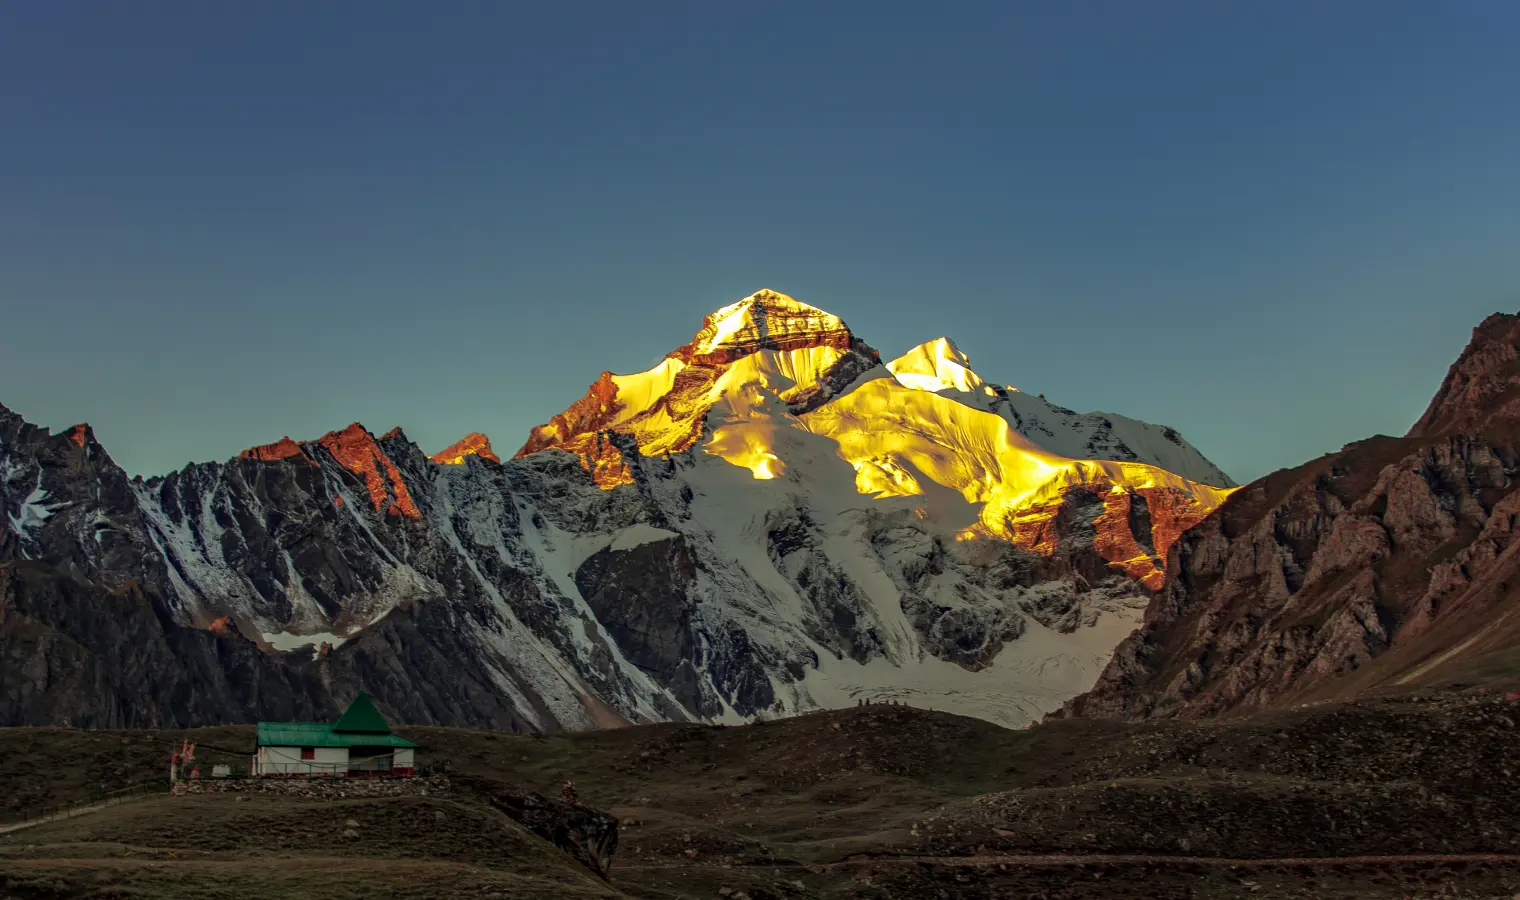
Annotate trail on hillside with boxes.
[0,801,117,835]
[622,852,1520,872]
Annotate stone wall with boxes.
[172,775,450,800]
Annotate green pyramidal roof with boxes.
[256,721,414,748]
[332,691,392,734]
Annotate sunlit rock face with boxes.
[318,424,422,520]
[430,432,500,465]
[0,290,1239,733]
[672,289,858,365]
[239,437,312,464]
[1005,482,1221,591]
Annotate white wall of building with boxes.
[254,745,349,776]
[314,747,347,772]
[251,744,415,776]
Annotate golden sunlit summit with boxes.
[516,290,1235,589]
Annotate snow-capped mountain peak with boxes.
[1,290,1240,734]
[887,336,986,395]
[520,288,1235,591]
[516,289,880,487]
[676,289,854,364]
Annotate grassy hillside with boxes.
[3,695,1520,898]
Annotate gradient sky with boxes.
[2,2,1516,484]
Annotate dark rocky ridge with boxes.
[573,535,708,715]
[1410,312,1520,439]
[0,405,171,597]
[0,560,332,729]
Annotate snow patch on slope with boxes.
[7,472,53,539]
[610,523,681,551]
[888,336,984,395]
[264,630,348,651]
[790,606,1143,728]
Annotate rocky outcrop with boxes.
[1062,313,1520,721]
[0,404,172,594]
[573,535,706,712]
[429,432,500,465]
[1409,312,1520,439]
[483,783,619,878]
[1005,480,1220,591]
[668,288,859,367]
[238,437,312,464]
[784,345,884,417]
[317,423,422,519]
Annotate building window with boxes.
[301,748,315,760]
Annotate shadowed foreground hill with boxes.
[3,695,1520,899]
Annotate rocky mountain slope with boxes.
[0,560,333,729]
[1,290,1234,731]
[1062,312,1520,720]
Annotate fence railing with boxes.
[1,781,164,828]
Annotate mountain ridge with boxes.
[2,289,1237,732]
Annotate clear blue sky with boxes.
[2,2,1516,483]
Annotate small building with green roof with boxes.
[253,692,416,777]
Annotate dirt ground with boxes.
[3,689,1519,899]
